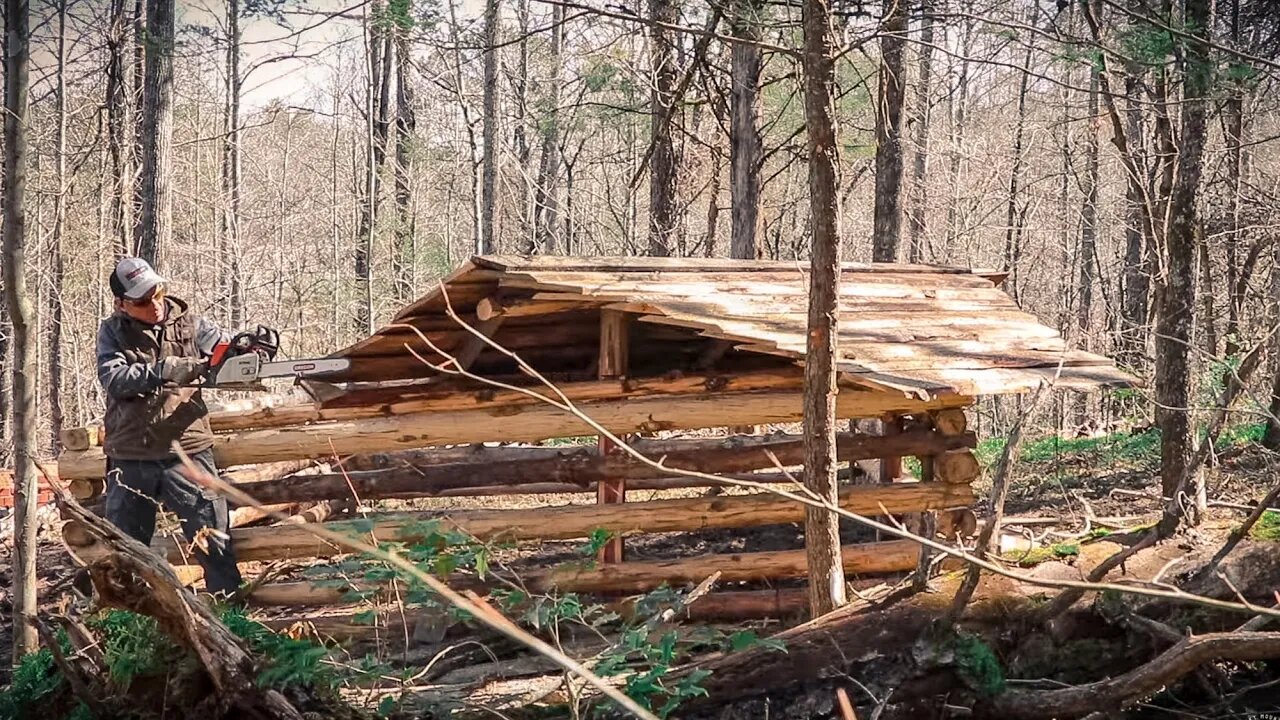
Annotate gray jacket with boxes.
[96,297,224,461]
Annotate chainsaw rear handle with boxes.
[211,325,280,367]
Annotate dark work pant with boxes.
[104,449,243,595]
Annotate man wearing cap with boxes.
[96,257,242,595]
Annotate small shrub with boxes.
[951,633,1006,696]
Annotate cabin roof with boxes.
[326,255,1136,398]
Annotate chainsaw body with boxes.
[206,326,350,390]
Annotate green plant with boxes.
[0,649,64,718]
[221,607,338,690]
[1249,511,1280,541]
[90,609,188,689]
[951,633,1006,696]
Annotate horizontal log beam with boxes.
[246,542,915,608]
[57,388,973,479]
[241,429,976,504]
[64,482,974,564]
[543,540,920,593]
[69,459,319,503]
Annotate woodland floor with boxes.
[5,423,1280,718]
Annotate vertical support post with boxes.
[597,309,630,564]
[878,413,904,483]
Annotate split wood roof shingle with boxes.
[328,255,1136,398]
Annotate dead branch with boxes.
[53,487,304,720]
[977,631,1280,719]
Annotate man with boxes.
[96,257,241,595]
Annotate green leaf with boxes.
[353,610,378,626]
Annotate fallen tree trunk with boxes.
[56,492,304,719]
[229,503,302,528]
[57,388,972,479]
[68,482,973,564]
[240,429,975,504]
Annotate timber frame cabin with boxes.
[57,255,1135,614]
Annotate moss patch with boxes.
[1248,510,1280,541]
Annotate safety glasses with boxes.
[126,283,167,307]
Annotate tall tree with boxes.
[1001,20,1035,302]
[871,0,907,262]
[105,0,134,257]
[479,0,500,253]
[1077,66,1099,348]
[1156,0,1211,534]
[801,0,846,617]
[647,0,680,257]
[222,0,245,326]
[135,0,175,266]
[906,0,934,263]
[728,0,763,259]
[355,3,394,333]
[393,0,417,302]
[4,0,37,663]
[49,0,69,452]
[1119,57,1150,370]
[533,3,566,253]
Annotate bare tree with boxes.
[728,0,763,260]
[222,0,245,326]
[135,0,176,266]
[480,0,500,253]
[355,2,394,333]
[1156,0,1211,534]
[105,0,134,257]
[4,0,37,663]
[801,0,846,617]
[906,0,934,263]
[533,4,566,253]
[393,3,417,302]
[871,0,907,262]
[647,0,681,257]
[49,0,70,452]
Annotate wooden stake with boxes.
[598,309,629,564]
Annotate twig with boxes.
[836,687,859,720]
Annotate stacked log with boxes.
[62,481,976,564]
[57,380,972,479]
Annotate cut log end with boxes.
[931,408,968,436]
[934,449,981,484]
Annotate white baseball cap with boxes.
[112,257,167,300]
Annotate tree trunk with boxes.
[135,0,176,267]
[480,0,500,253]
[1223,0,1244,357]
[906,0,934,263]
[355,6,394,334]
[801,0,846,617]
[221,0,245,327]
[647,0,680,257]
[1119,71,1150,371]
[871,0,907,263]
[1075,66,1099,424]
[1002,28,1034,302]
[105,0,134,257]
[49,0,69,454]
[393,11,417,303]
[533,3,566,253]
[942,9,972,259]
[728,0,763,260]
[4,0,36,661]
[1156,0,1210,534]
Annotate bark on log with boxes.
[56,492,304,718]
[70,459,317,502]
[230,503,301,528]
[542,540,920,593]
[242,429,975,504]
[64,482,975,564]
[57,388,972,479]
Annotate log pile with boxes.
[56,364,984,627]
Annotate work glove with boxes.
[161,356,209,385]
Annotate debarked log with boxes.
[56,388,973,479]
[62,482,975,564]
[239,429,976,504]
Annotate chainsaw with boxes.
[205,326,351,391]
